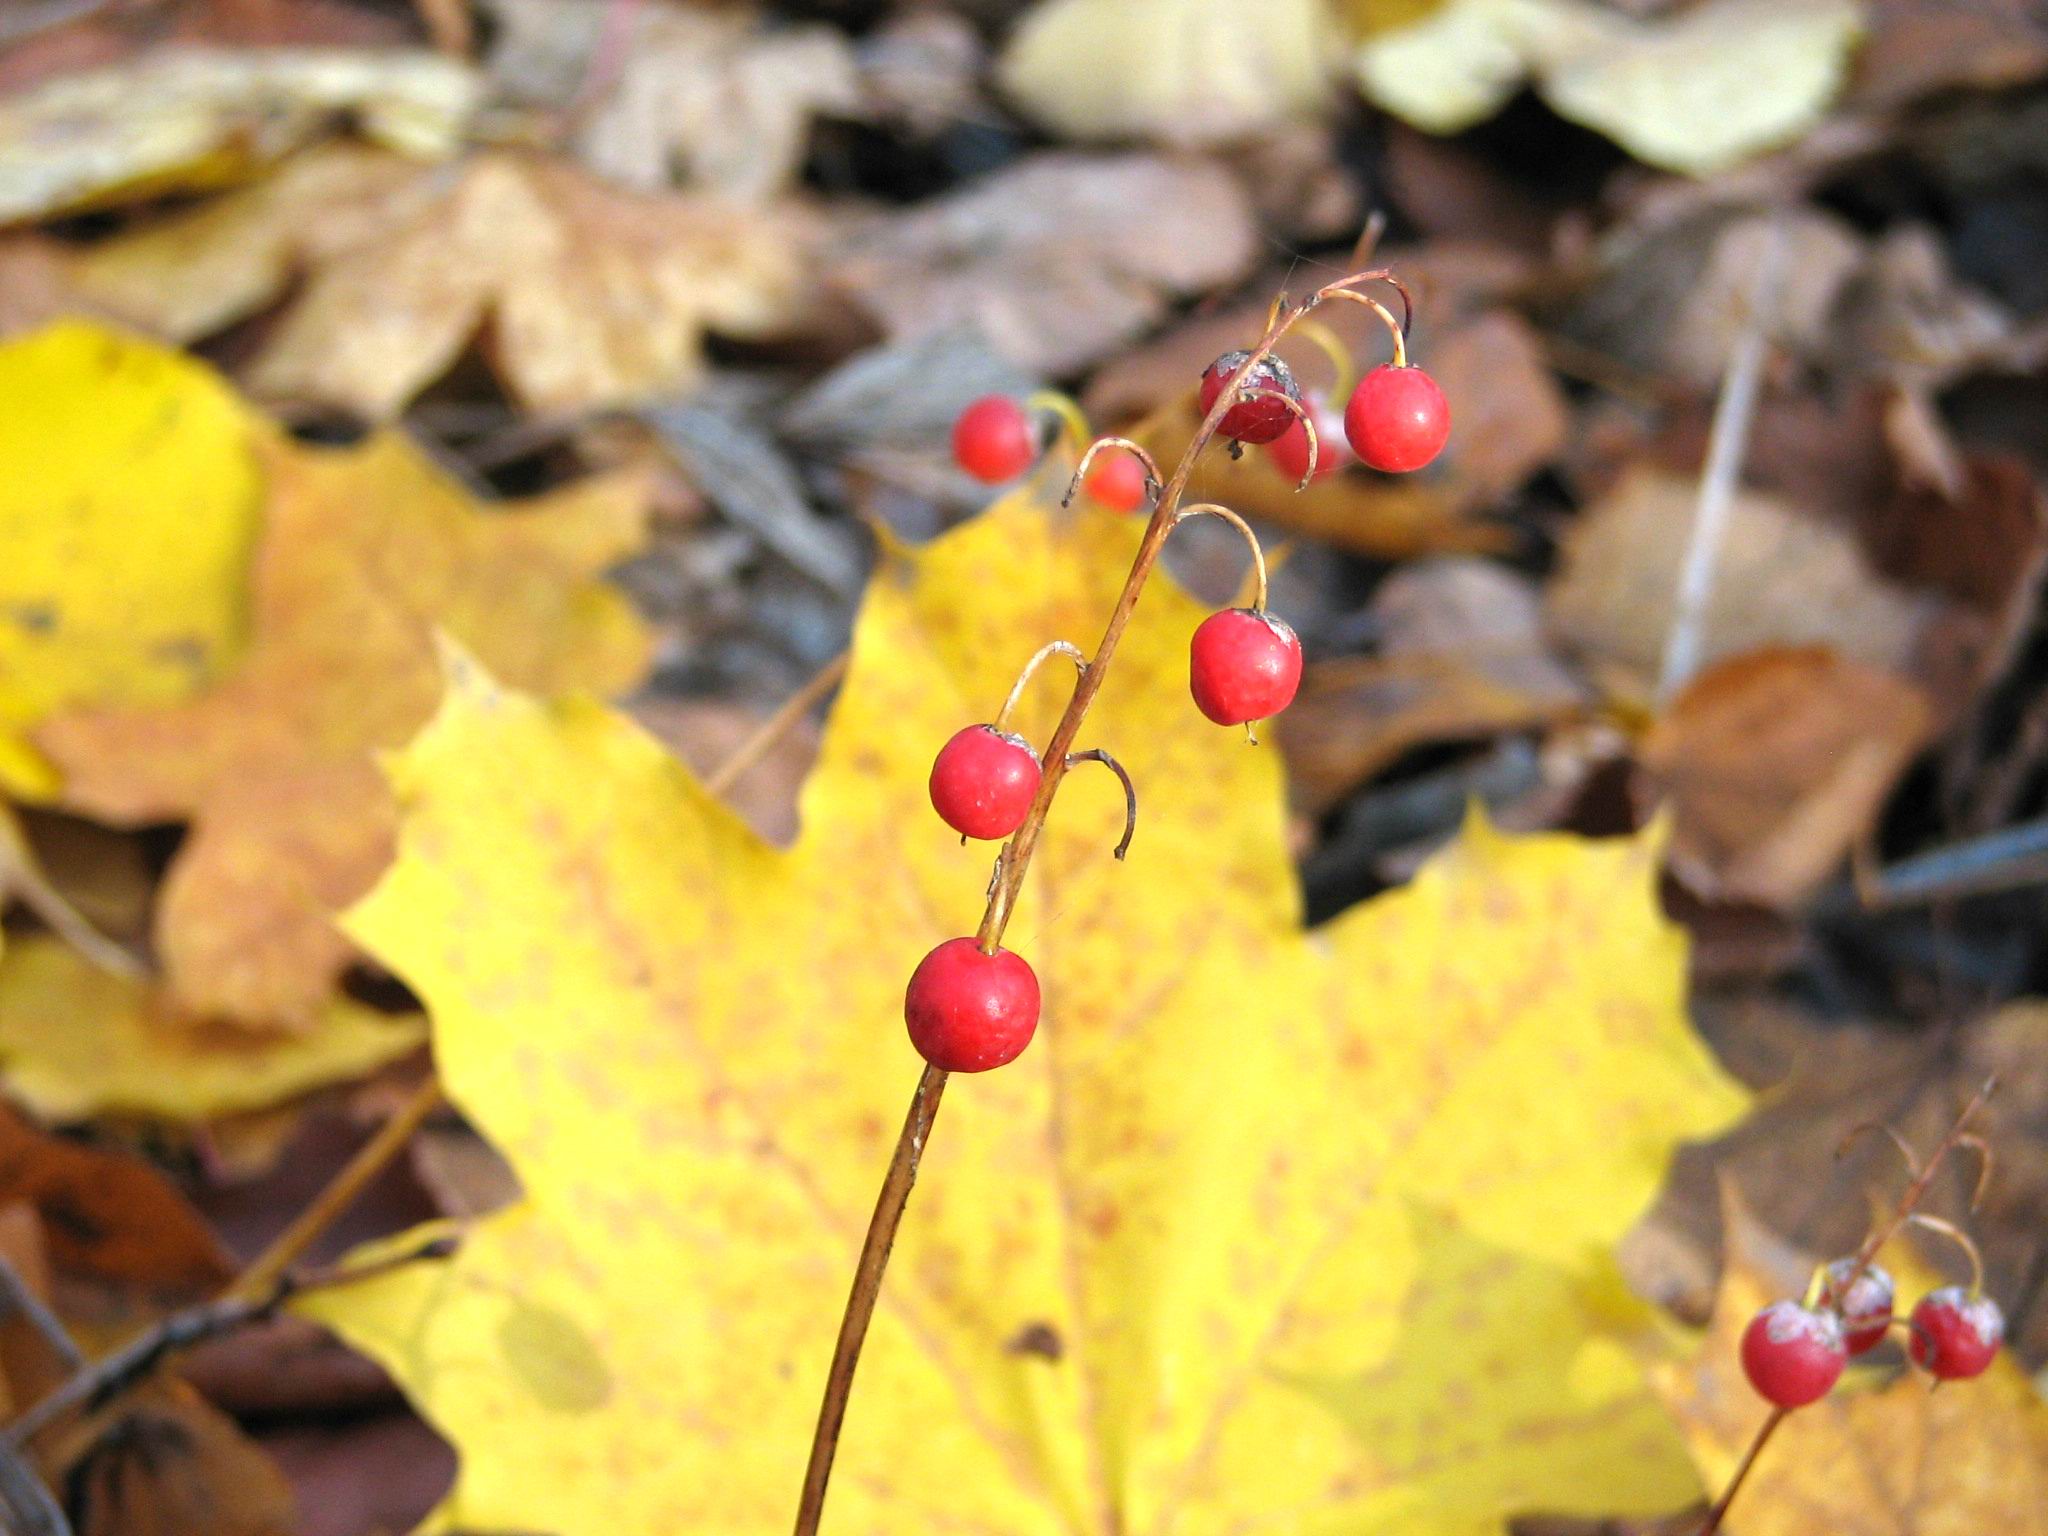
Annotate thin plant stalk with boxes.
[791,269,1406,1536]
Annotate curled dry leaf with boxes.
[828,152,1258,376]
[1638,647,1936,909]
[0,1101,231,1296]
[0,47,479,223]
[1546,465,1938,706]
[0,323,259,799]
[32,349,650,1025]
[0,937,423,1123]
[998,0,1337,144]
[43,1381,297,1536]
[72,144,812,418]
[1648,1193,2048,1534]
[487,0,862,201]
[1356,0,1863,176]
[296,489,1745,1536]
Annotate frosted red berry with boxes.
[1819,1259,1895,1356]
[929,725,1040,841]
[1199,351,1301,446]
[952,395,1039,483]
[1741,1301,1847,1408]
[904,937,1040,1073]
[1344,364,1450,473]
[1265,391,1352,483]
[1084,447,1150,513]
[1908,1286,2004,1380]
[1189,608,1303,727]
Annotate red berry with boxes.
[929,725,1040,840]
[1189,608,1302,727]
[1909,1286,2004,1380]
[1740,1301,1847,1408]
[1344,364,1450,473]
[1264,391,1352,483]
[1819,1259,1895,1356]
[1084,447,1150,513]
[904,937,1040,1072]
[952,396,1038,482]
[1199,351,1301,445]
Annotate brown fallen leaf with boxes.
[43,1382,296,1536]
[36,425,650,1026]
[1848,0,2048,108]
[71,144,811,417]
[487,0,862,200]
[1280,559,1589,812]
[0,1103,231,1299]
[827,152,1258,375]
[1638,647,1936,909]
[1546,465,1938,707]
[1649,1192,2048,1535]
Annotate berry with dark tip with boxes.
[904,937,1040,1073]
[1344,364,1450,473]
[1908,1287,2004,1380]
[1188,608,1302,727]
[1199,351,1301,446]
[952,396,1038,483]
[1819,1259,1895,1356]
[1740,1301,1847,1408]
[929,725,1041,841]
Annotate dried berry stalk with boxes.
[791,262,1416,1536]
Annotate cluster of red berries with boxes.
[1196,349,1449,476]
[1741,1257,2005,1408]
[913,326,1448,1076]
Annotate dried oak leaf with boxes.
[1638,647,1936,909]
[34,348,652,1025]
[997,0,1337,144]
[71,144,810,417]
[827,152,1257,376]
[0,937,422,1122]
[296,489,1746,1535]
[0,323,260,799]
[1649,1194,2048,1534]
[0,1100,231,1295]
[0,48,477,224]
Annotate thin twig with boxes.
[6,1236,455,1449]
[705,655,851,799]
[0,1258,84,1373]
[227,1078,446,1303]
[1696,1407,1785,1536]
[1658,214,1790,706]
[792,267,1405,1536]
[0,1439,70,1536]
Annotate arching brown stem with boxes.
[792,264,1395,1536]
[1066,749,1137,860]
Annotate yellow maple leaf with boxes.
[0,322,261,798]
[0,937,422,1122]
[71,143,810,417]
[1650,1194,2048,1533]
[33,358,651,1026]
[298,489,1747,1534]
